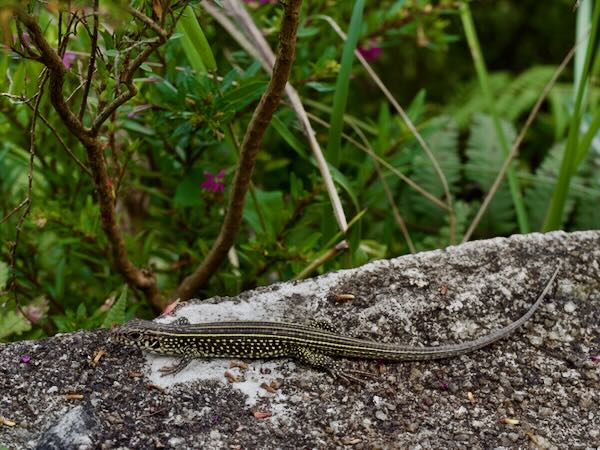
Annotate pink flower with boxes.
[20,355,31,364]
[62,51,76,69]
[358,40,383,61]
[200,169,226,193]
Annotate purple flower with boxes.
[200,169,226,193]
[592,354,599,362]
[20,355,31,364]
[62,51,77,69]
[127,104,153,118]
[358,40,383,61]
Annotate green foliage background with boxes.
[0,0,598,339]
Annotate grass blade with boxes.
[326,0,365,166]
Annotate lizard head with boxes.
[110,319,165,354]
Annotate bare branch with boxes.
[90,39,163,134]
[90,7,172,134]
[176,0,304,300]
[127,5,170,41]
[7,70,47,320]
[15,7,90,143]
[14,6,172,311]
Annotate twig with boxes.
[176,0,304,300]
[20,99,93,176]
[15,8,90,142]
[0,199,28,226]
[91,6,173,134]
[127,6,169,40]
[7,71,47,320]
[462,43,578,243]
[78,0,99,120]
[90,40,162,133]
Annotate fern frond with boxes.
[571,154,600,230]
[403,116,460,227]
[464,114,518,235]
[524,142,581,230]
[495,66,556,121]
[446,66,556,128]
[445,72,510,128]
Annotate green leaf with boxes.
[327,163,359,211]
[305,81,336,93]
[176,5,217,73]
[376,103,391,156]
[54,258,66,300]
[219,81,267,113]
[243,190,284,239]
[0,309,31,340]
[0,260,8,291]
[174,168,204,208]
[176,26,206,74]
[525,143,581,230]
[76,303,87,321]
[102,285,128,328]
[271,115,308,158]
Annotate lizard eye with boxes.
[128,332,140,341]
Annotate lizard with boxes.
[111,266,560,382]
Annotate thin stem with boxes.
[350,123,416,253]
[78,0,99,121]
[7,71,47,318]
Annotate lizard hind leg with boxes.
[290,346,375,385]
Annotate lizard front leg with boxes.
[158,356,193,376]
